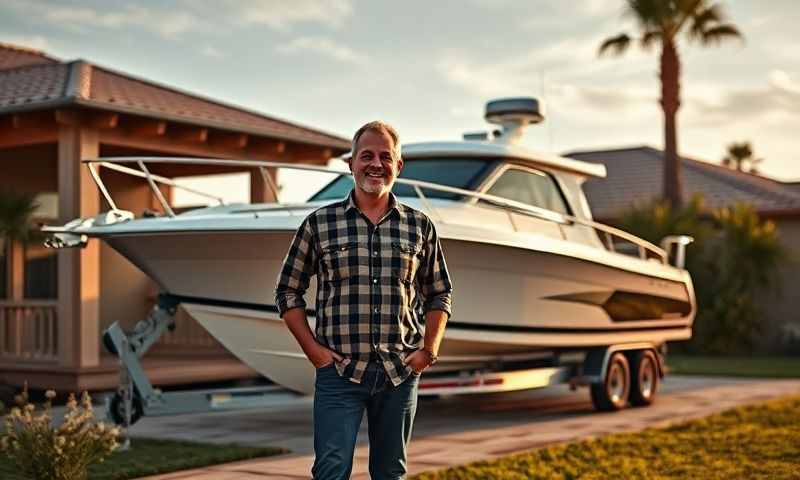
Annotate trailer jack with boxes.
[102,293,303,430]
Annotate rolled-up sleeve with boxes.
[274,218,318,317]
[417,220,453,318]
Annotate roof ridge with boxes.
[86,61,348,143]
[0,42,59,61]
[567,145,800,200]
[563,144,656,157]
[63,60,92,101]
[681,156,800,203]
[0,60,65,74]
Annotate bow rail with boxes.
[80,157,669,264]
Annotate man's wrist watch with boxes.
[421,348,438,365]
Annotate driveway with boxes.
[134,375,800,479]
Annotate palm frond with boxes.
[689,4,717,38]
[598,33,632,57]
[673,0,706,36]
[699,24,744,46]
[640,29,662,51]
[0,191,39,243]
[626,0,670,30]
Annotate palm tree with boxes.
[0,191,39,297]
[722,141,762,174]
[0,190,39,244]
[599,0,742,208]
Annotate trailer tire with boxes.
[109,392,144,426]
[629,350,659,407]
[590,352,630,411]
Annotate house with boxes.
[565,146,800,350]
[0,43,350,391]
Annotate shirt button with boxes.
[374,307,379,314]
[372,278,378,284]
[373,250,378,256]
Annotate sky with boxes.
[2,0,798,203]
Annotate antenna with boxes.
[484,97,545,145]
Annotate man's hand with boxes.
[308,342,344,369]
[282,307,344,369]
[403,349,433,374]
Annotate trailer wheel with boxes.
[629,350,659,407]
[590,352,630,411]
[109,392,144,426]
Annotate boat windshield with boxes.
[310,158,493,201]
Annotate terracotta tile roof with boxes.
[0,62,70,109]
[564,146,800,219]
[0,43,59,70]
[0,44,349,150]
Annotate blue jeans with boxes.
[312,362,420,480]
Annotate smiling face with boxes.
[349,127,403,197]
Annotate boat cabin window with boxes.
[310,158,492,201]
[485,167,570,215]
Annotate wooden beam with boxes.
[0,126,58,148]
[101,128,246,159]
[57,124,101,369]
[210,131,248,149]
[248,138,287,158]
[250,167,279,204]
[87,112,118,129]
[55,109,82,126]
[126,118,167,136]
[6,111,57,129]
[0,115,13,129]
[170,125,208,143]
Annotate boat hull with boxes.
[99,229,694,394]
[186,302,690,395]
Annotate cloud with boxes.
[223,0,353,31]
[4,1,201,39]
[3,0,354,39]
[686,69,800,124]
[276,37,367,65]
[0,35,51,51]
[437,30,657,98]
[201,45,224,58]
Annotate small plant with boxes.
[0,385,120,480]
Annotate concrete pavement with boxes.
[133,375,800,479]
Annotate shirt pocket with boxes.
[320,241,358,283]
[391,241,422,284]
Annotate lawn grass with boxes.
[0,437,286,480]
[413,395,800,480]
[668,354,800,378]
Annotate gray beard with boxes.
[358,175,388,194]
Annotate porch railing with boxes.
[0,300,59,362]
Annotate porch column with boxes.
[57,125,100,368]
[250,167,279,204]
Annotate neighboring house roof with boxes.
[564,146,800,219]
[0,42,59,70]
[0,44,350,150]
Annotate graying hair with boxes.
[351,120,402,161]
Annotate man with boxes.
[275,120,452,479]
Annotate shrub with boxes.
[0,386,120,480]
[615,196,784,354]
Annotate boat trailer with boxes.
[103,293,666,427]
[102,293,305,428]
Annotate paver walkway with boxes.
[136,376,800,479]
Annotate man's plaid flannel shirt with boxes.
[275,191,453,386]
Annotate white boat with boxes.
[44,98,695,396]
